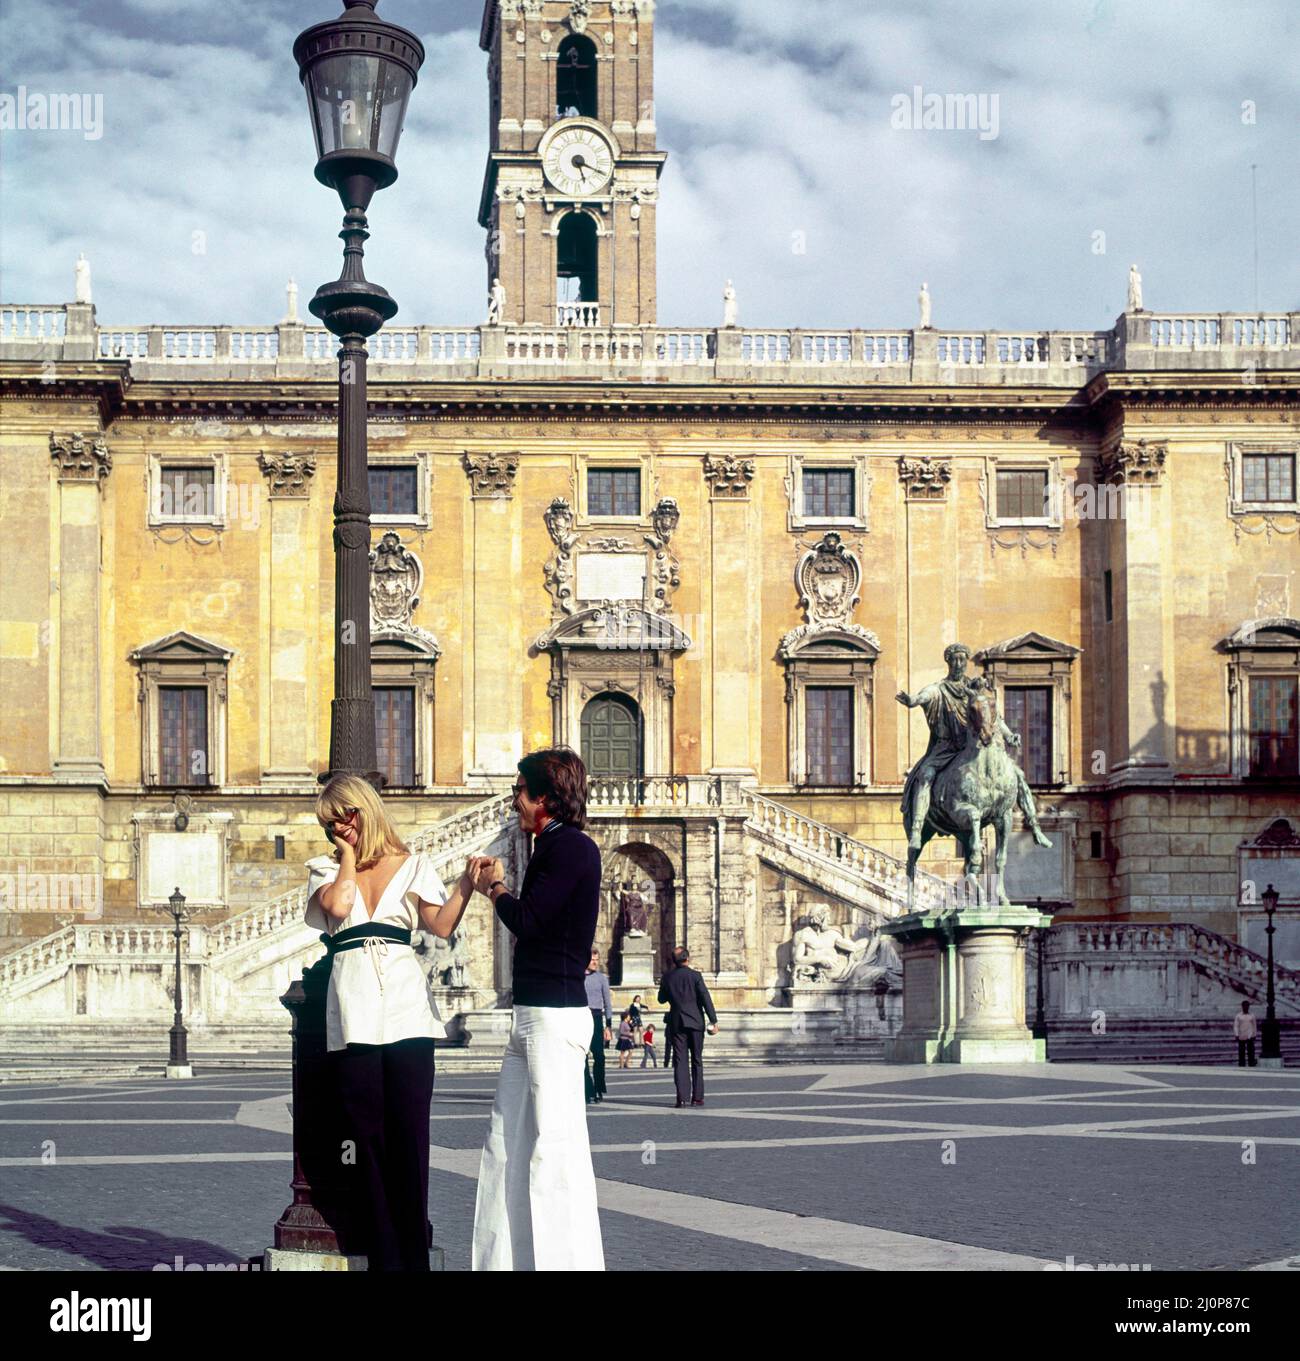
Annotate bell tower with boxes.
[478,0,665,327]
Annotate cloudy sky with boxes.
[1,0,1295,331]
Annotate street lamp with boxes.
[293,0,424,785]
[153,886,197,1079]
[1260,883,1281,1064]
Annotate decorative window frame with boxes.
[148,450,228,530]
[1219,618,1300,779]
[975,631,1080,787]
[131,804,234,912]
[371,628,441,790]
[368,450,430,529]
[129,630,233,789]
[535,605,693,778]
[576,451,654,526]
[979,455,1065,531]
[785,450,871,533]
[1225,443,1300,538]
[781,631,878,788]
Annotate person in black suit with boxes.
[657,946,719,1107]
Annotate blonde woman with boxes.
[305,773,484,1272]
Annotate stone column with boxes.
[1101,440,1174,782]
[464,454,522,783]
[49,433,111,782]
[258,453,318,787]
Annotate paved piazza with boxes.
[0,1060,1297,1273]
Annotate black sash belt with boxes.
[321,923,412,954]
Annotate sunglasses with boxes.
[510,783,527,800]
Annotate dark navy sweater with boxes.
[494,819,602,1007]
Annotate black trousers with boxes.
[1237,1038,1257,1067]
[329,1036,436,1271]
[671,1028,706,1104]
[585,1009,607,1099]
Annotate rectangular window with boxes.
[1004,686,1052,785]
[1103,570,1113,623]
[1090,830,1103,859]
[1242,453,1296,503]
[805,687,853,785]
[588,468,641,517]
[368,465,419,516]
[1249,675,1298,777]
[996,469,1049,521]
[802,468,855,519]
[159,687,208,786]
[159,466,215,520]
[375,687,416,787]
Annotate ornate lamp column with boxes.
[1260,883,1281,1066]
[293,0,424,785]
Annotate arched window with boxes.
[556,35,598,119]
[581,692,642,782]
[556,211,599,323]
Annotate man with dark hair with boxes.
[469,746,605,1269]
[657,945,719,1108]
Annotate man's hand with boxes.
[471,857,505,894]
[708,1023,719,1035]
[603,1028,612,1043]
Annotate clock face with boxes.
[543,126,614,197]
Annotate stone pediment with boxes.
[975,631,1081,662]
[129,630,233,665]
[535,604,692,653]
[779,623,881,660]
[372,626,441,660]
[1219,618,1300,652]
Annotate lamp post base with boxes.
[165,1064,194,1080]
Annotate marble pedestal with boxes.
[882,904,1052,1063]
[619,933,655,988]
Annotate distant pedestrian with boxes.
[657,946,718,1107]
[584,949,612,1103]
[615,1011,636,1069]
[1234,1001,1258,1067]
[641,1022,658,1068]
[629,994,644,1045]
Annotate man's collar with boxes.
[537,817,563,836]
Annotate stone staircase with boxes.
[738,788,948,917]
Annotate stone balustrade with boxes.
[1045,920,1300,1017]
[6,307,1295,384]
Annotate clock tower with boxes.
[478,0,665,327]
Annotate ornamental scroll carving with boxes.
[257,452,316,498]
[542,495,682,616]
[703,453,755,499]
[779,531,880,656]
[50,432,111,484]
[369,531,423,631]
[462,451,520,499]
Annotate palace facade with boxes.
[1,0,1297,1056]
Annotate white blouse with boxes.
[304,851,450,1052]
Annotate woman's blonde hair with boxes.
[315,774,408,870]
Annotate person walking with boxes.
[615,1011,636,1069]
[657,946,719,1108]
[585,949,612,1103]
[1234,1001,1258,1067]
[470,747,605,1271]
[640,1022,658,1068]
[305,774,477,1272]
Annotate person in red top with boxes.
[641,1022,658,1068]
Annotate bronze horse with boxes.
[905,686,1022,907]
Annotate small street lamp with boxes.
[153,886,198,1079]
[293,0,425,786]
[1260,883,1281,1066]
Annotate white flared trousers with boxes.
[471,1003,605,1271]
